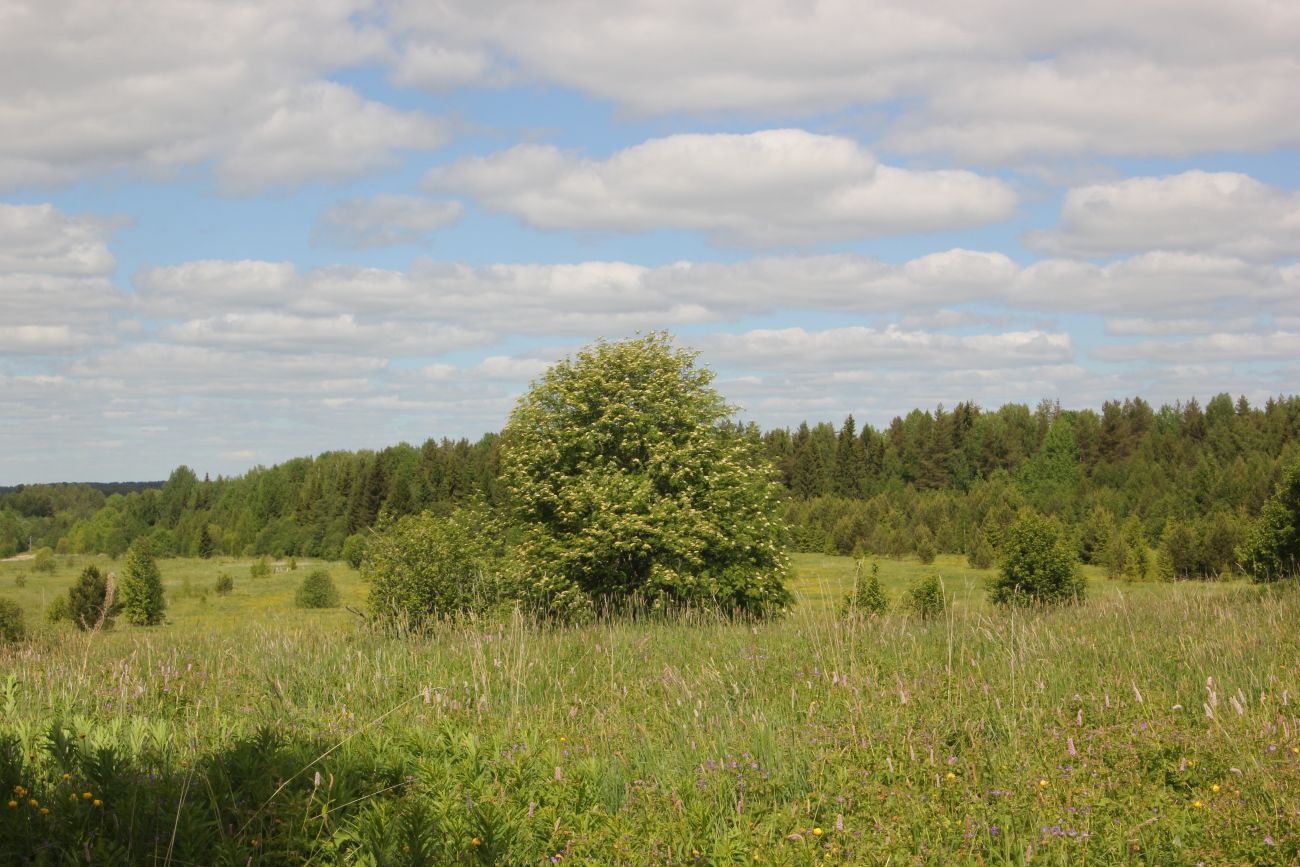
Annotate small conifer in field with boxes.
[295,569,340,609]
[214,573,234,595]
[68,564,122,630]
[250,557,271,579]
[121,540,166,626]
[842,560,888,616]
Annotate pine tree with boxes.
[197,524,214,559]
[121,540,166,626]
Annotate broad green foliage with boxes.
[294,569,340,609]
[342,533,367,569]
[0,598,23,643]
[841,560,888,616]
[501,334,791,617]
[1239,457,1300,582]
[990,509,1085,605]
[363,510,503,625]
[67,564,121,630]
[120,540,165,626]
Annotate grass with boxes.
[0,553,1296,864]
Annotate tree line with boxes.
[4,393,1298,579]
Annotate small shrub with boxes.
[842,561,888,617]
[288,556,298,571]
[214,573,234,595]
[0,598,25,644]
[342,534,368,569]
[45,594,70,624]
[904,574,946,620]
[966,528,995,569]
[916,536,937,565]
[295,569,340,609]
[250,557,271,580]
[32,547,55,574]
[990,509,1085,606]
[67,564,122,630]
[13,574,26,588]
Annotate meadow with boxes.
[0,553,1296,864]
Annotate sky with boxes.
[2,0,1299,484]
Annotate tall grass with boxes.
[0,554,1295,863]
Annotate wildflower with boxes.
[62,773,72,781]
[472,838,482,847]
[1192,800,1203,808]
[6,801,15,809]
[39,807,48,815]
[946,772,956,780]
[13,785,25,797]
[83,792,93,800]
[93,799,102,808]
[1039,779,1049,788]
[1210,784,1220,793]
[27,799,37,808]
[812,827,823,836]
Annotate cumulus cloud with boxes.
[426,130,1018,246]
[1092,331,1300,363]
[0,0,444,192]
[0,204,117,274]
[387,0,1300,160]
[313,195,464,249]
[1026,171,1300,260]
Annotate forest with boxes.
[5,392,1298,582]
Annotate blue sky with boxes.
[2,0,1298,483]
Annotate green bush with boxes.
[501,333,791,618]
[915,534,937,565]
[841,561,888,616]
[32,547,55,574]
[13,574,25,589]
[214,573,234,595]
[67,564,122,630]
[45,594,70,624]
[0,598,25,644]
[121,540,166,626]
[295,569,340,609]
[342,534,368,569]
[966,527,995,569]
[250,556,271,579]
[904,574,945,620]
[1239,457,1300,582]
[364,510,503,626]
[989,510,1085,606]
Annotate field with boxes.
[0,554,1296,864]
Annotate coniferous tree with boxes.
[121,540,165,626]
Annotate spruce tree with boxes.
[121,539,166,626]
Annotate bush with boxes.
[295,569,340,609]
[45,595,70,625]
[1239,457,1300,582]
[13,574,26,589]
[989,510,1084,606]
[0,599,24,644]
[915,533,937,566]
[214,573,234,595]
[342,534,368,570]
[32,547,55,574]
[501,333,791,618]
[67,564,122,630]
[841,561,888,616]
[250,557,271,579]
[120,540,166,626]
[966,527,995,569]
[364,510,503,626]
[904,574,945,620]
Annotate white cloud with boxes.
[160,312,488,355]
[388,0,1300,160]
[1093,331,1300,363]
[0,1,444,192]
[216,83,447,194]
[313,194,464,249]
[427,130,1018,246]
[0,204,116,274]
[1026,171,1300,260]
[706,326,1074,371]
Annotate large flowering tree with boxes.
[502,333,791,617]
